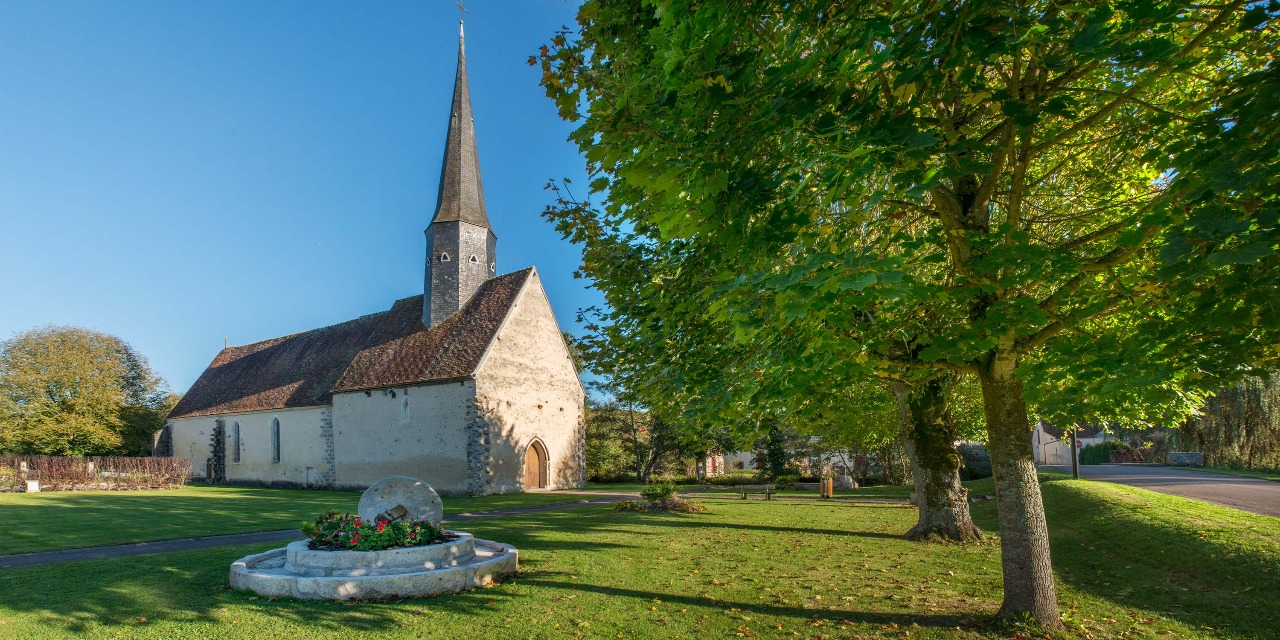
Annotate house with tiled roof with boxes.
[157,23,585,494]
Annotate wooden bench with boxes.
[734,484,776,500]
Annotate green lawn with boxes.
[0,486,602,555]
[0,475,1276,639]
[1189,466,1280,482]
[567,481,913,500]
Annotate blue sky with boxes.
[0,0,598,393]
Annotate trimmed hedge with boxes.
[1078,441,1127,465]
[1,455,191,491]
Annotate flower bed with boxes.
[301,510,456,551]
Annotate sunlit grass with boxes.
[1,476,1276,638]
[0,486,604,554]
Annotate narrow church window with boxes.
[400,398,410,425]
[489,262,496,272]
[231,422,241,464]
[469,255,479,263]
[440,253,451,262]
[270,418,281,464]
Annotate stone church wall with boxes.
[330,381,475,493]
[168,405,330,486]
[475,273,586,493]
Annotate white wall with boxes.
[331,382,475,493]
[170,405,329,485]
[1033,425,1112,465]
[475,272,585,493]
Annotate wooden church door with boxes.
[524,440,548,489]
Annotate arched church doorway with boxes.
[524,440,549,490]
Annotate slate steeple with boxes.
[432,21,490,228]
[424,20,498,328]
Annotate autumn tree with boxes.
[0,326,173,455]
[538,0,1278,626]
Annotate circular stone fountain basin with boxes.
[229,532,517,600]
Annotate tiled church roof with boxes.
[168,268,532,419]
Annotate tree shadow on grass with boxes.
[0,502,968,636]
[587,517,907,540]
[970,480,1280,639]
[522,574,970,629]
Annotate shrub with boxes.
[640,481,678,501]
[614,497,706,514]
[1078,441,1127,465]
[703,471,757,486]
[0,455,190,491]
[300,510,455,551]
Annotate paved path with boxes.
[1044,464,1280,517]
[0,497,626,569]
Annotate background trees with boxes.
[1181,373,1280,470]
[0,326,175,456]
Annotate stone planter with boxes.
[229,532,517,600]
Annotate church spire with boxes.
[423,19,498,329]
[432,20,490,229]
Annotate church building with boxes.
[160,23,586,494]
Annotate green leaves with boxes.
[534,0,1279,447]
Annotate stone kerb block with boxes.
[284,535,477,576]
[357,476,443,526]
[1169,452,1204,467]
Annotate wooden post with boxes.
[1070,426,1080,480]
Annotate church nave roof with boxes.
[168,267,533,419]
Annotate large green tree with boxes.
[0,326,173,455]
[538,0,1277,625]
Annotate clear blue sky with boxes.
[0,0,599,393]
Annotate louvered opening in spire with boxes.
[432,21,490,228]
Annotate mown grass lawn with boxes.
[1190,466,1280,482]
[569,481,911,500]
[0,476,1276,639]
[0,486,601,555]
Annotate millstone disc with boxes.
[357,476,443,526]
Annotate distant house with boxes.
[1033,422,1112,465]
[158,23,585,495]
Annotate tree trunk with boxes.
[978,355,1061,629]
[628,403,645,481]
[641,451,660,482]
[895,380,983,542]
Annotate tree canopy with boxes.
[538,0,1278,626]
[0,326,176,456]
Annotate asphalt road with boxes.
[1043,464,1280,518]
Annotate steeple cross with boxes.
[454,1,468,20]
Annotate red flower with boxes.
[377,522,385,532]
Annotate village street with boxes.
[1043,464,1280,517]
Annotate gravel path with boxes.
[1043,464,1280,517]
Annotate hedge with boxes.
[0,455,191,491]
